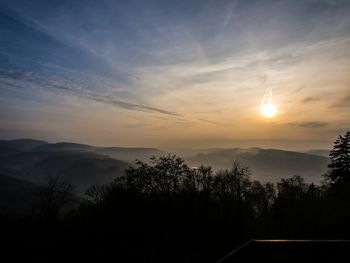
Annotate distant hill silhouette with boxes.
[9,139,48,151]
[303,149,330,157]
[0,139,330,190]
[0,139,48,156]
[0,139,164,194]
[35,142,164,162]
[35,142,94,152]
[0,151,130,194]
[94,147,164,162]
[187,148,329,182]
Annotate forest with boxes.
[1,131,350,262]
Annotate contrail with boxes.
[222,0,240,29]
[260,86,273,109]
[260,86,277,118]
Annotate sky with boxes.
[0,0,350,150]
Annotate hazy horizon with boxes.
[0,136,333,153]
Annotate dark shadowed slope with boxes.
[0,140,21,157]
[0,174,37,212]
[0,139,166,195]
[0,151,130,193]
[187,148,329,182]
[0,139,164,193]
[28,154,130,190]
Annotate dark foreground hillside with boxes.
[0,139,156,193]
[0,174,37,212]
[0,132,350,262]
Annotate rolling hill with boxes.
[94,147,164,162]
[304,149,330,157]
[0,139,48,157]
[0,139,332,194]
[0,139,163,195]
[35,142,164,162]
[0,151,130,194]
[187,148,329,183]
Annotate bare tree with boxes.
[36,176,75,224]
[85,183,112,205]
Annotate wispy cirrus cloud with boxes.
[289,121,329,128]
[301,97,319,103]
[0,70,178,116]
[1,0,350,147]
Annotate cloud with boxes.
[301,97,319,103]
[196,118,225,126]
[289,121,329,128]
[0,70,178,116]
[1,0,350,146]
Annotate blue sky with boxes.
[1,0,350,149]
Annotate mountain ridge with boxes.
[0,139,331,186]
[187,147,329,183]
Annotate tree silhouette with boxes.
[183,165,214,193]
[123,154,191,195]
[326,131,350,185]
[212,161,251,202]
[4,133,350,262]
[36,176,75,225]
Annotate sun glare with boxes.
[260,86,278,119]
[260,103,277,118]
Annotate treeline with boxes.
[1,132,350,262]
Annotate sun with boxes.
[260,103,277,118]
[260,86,278,118]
